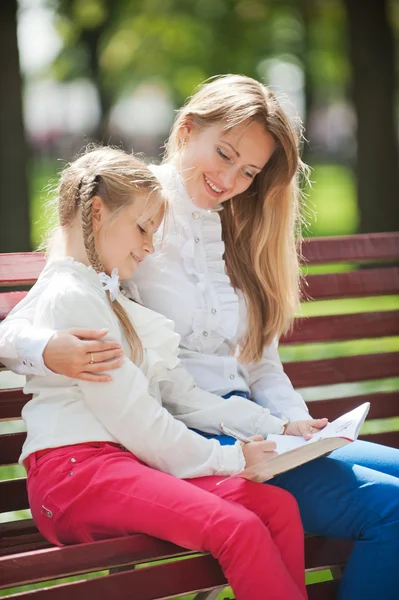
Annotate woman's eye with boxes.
[137,224,146,234]
[217,147,230,161]
[244,170,255,179]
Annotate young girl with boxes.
[3,75,399,598]
[7,147,307,600]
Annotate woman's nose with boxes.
[220,167,237,190]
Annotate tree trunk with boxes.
[343,0,399,233]
[0,0,31,252]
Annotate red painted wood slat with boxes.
[304,267,399,300]
[282,311,399,344]
[0,291,28,320]
[0,253,45,286]
[0,553,226,600]
[0,532,351,590]
[0,479,28,513]
[307,581,340,600]
[0,388,31,419]
[284,352,399,388]
[308,392,399,421]
[360,430,399,448]
[0,432,26,466]
[301,232,399,264]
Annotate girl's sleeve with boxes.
[0,277,56,376]
[159,364,288,435]
[39,279,245,479]
[246,337,312,423]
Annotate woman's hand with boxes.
[284,418,328,440]
[242,435,278,469]
[43,328,124,382]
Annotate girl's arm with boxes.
[159,364,287,436]
[37,276,245,479]
[246,337,312,422]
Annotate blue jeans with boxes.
[194,391,399,600]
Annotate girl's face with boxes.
[93,193,164,280]
[178,119,275,210]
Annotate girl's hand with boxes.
[284,418,328,440]
[241,435,278,469]
[43,328,124,382]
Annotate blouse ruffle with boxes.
[152,164,240,354]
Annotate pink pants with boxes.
[26,442,307,600]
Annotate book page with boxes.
[307,402,370,444]
[267,402,370,456]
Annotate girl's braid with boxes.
[78,174,103,272]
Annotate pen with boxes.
[220,423,254,444]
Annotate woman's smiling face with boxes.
[178,119,276,210]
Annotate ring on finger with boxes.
[89,352,95,365]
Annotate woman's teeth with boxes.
[204,175,223,194]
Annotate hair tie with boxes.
[98,268,120,301]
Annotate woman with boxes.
[1,75,399,600]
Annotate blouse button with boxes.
[203,331,208,337]
[23,359,27,366]
[194,237,200,243]
[229,374,236,380]
[211,308,217,314]
[192,212,200,219]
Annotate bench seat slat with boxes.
[305,267,399,300]
[282,311,399,344]
[301,232,399,264]
[0,534,351,591]
[285,352,399,387]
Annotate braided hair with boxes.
[56,146,164,364]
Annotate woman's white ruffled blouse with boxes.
[133,163,311,424]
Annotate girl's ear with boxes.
[92,195,105,230]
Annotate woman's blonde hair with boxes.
[165,74,306,363]
[56,146,164,363]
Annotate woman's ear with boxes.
[180,116,195,141]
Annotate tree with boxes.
[343,0,399,232]
[0,0,31,252]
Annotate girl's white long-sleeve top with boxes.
[0,163,310,428]
[18,258,251,478]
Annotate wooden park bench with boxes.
[0,231,398,600]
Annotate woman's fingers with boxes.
[85,348,124,364]
[85,357,125,373]
[68,328,110,340]
[82,339,122,353]
[78,371,113,383]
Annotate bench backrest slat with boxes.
[301,232,399,263]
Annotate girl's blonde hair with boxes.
[165,74,306,363]
[56,146,164,363]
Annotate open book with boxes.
[228,402,370,483]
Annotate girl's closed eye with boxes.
[244,170,255,180]
[137,224,146,234]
